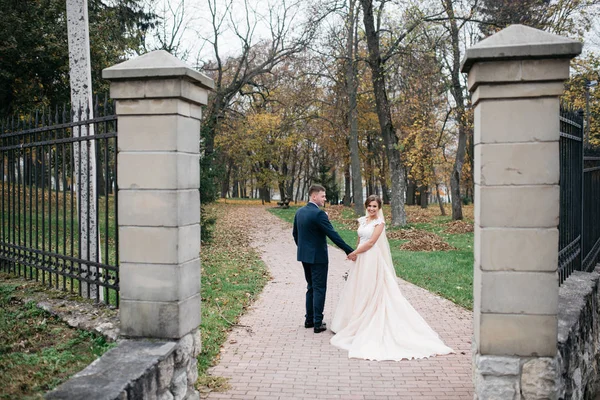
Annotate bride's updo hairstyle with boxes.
[364,195,382,209]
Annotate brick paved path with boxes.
[207,206,474,400]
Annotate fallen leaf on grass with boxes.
[390,229,456,252]
[444,220,474,234]
[400,236,456,252]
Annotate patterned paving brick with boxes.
[206,207,473,400]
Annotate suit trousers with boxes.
[302,262,328,326]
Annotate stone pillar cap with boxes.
[102,50,214,91]
[461,24,582,73]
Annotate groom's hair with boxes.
[308,184,326,197]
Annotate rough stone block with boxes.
[192,329,201,357]
[171,369,188,400]
[158,354,175,392]
[476,226,558,272]
[187,358,198,387]
[118,115,200,153]
[472,81,565,105]
[119,225,200,264]
[474,142,559,186]
[159,391,174,400]
[475,184,559,228]
[475,374,520,400]
[476,354,521,376]
[120,258,200,302]
[120,293,201,339]
[474,97,559,144]
[521,358,559,400]
[119,190,200,227]
[176,333,195,366]
[479,314,557,356]
[184,390,200,400]
[118,152,200,190]
[478,270,558,314]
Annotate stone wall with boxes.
[46,330,201,400]
[557,269,600,399]
[473,267,600,400]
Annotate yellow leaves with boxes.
[246,113,282,136]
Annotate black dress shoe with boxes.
[314,323,327,333]
[304,321,314,328]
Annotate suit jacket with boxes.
[293,202,354,264]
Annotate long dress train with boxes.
[330,215,453,361]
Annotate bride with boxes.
[330,195,453,361]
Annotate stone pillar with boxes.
[461,25,582,399]
[103,50,214,339]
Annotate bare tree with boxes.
[198,0,334,202]
[345,0,364,216]
[148,0,195,60]
[441,0,469,220]
[358,0,415,226]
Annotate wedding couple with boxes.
[292,185,453,361]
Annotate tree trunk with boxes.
[436,183,446,216]
[360,0,406,226]
[406,180,416,205]
[419,185,428,208]
[443,0,467,221]
[346,0,364,216]
[451,122,467,219]
[278,180,286,201]
[220,159,232,198]
[380,179,390,204]
[287,151,297,201]
[343,161,351,207]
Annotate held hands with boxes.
[347,252,357,261]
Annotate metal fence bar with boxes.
[0,97,119,307]
[558,106,584,284]
[559,103,600,284]
[582,150,600,272]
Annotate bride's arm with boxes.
[348,223,384,257]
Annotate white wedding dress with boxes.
[330,214,453,361]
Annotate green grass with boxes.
[0,275,116,399]
[269,205,474,310]
[198,204,270,377]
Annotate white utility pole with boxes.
[66,0,101,300]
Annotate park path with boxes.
[206,206,474,400]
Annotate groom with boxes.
[293,185,355,333]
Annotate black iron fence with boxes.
[583,147,600,272]
[0,96,119,306]
[559,105,600,284]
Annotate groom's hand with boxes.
[347,253,357,261]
